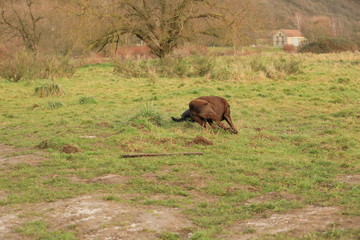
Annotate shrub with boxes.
[283,44,296,53]
[298,38,357,54]
[0,50,74,82]
[34,83,65,98]
[42,53,75,79]
[0,50,35,82]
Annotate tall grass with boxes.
[113,54,303,80]
[249,56,302,79]
[113,55,214,79]
[0,50,74,82]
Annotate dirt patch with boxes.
[245,191,302,205]
[186,136,213,146]
[0,144,45,166]
[0,195,193,240]
[61,144,81,154]
[224,205,360,240]
[69,174,131,185]
[0,213,24,240]
[337,175,360,185]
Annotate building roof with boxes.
[277,29,304,37]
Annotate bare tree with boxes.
[291,12,303,30]
[0,0,44,52]
[329,17,343,38]
[83,0,261,58]
[302,15,344,40]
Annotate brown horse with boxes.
[172,96,238,134]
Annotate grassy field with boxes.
[0,52,359,239]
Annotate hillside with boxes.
[263,0,360,43]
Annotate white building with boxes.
[273,29,305,47]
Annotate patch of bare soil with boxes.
[0,143,45,166]
[69,174,131,185]
[224,206,360,240]
[337,175,360,185]
[0,195,193,240]
[0,213,24,240]
[245,191,302,205]
[186,136,213,146]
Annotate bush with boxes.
[34,82,65,98]
[283,44,296,53]
[298,38,357,54]
[0,50,75,82]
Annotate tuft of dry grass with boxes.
[34,82,65,98]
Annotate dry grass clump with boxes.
[61,144,81,154]
[34,83,65,98]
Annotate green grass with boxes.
[0,52,359,239]
[16,220,76,240]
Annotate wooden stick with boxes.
[121,152,203,158]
